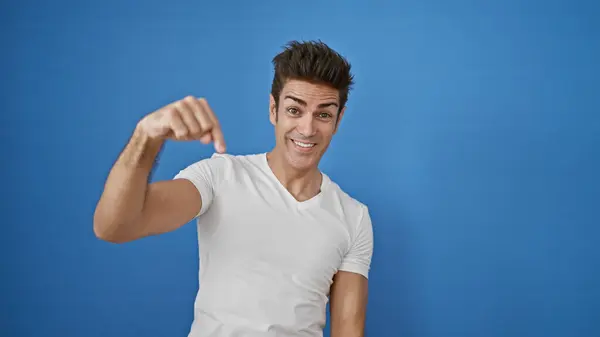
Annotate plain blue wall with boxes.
[2,1,599,336]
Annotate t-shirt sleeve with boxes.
[173,153,230,218]
[338,205,374,279]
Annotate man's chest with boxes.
[200,185,351,283]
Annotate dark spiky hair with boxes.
[270,40,354,114]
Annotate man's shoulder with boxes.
[194,152,265,169]
[176,152,265,181]
[322,174,370,225]
[202,151,259,161]
[325,176,367,208]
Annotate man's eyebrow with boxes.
[284,95,338,108]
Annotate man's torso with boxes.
[184,153,364,337]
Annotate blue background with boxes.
[2,1,599,336]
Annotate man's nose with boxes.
[296,114,316,137]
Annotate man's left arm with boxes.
[330,271,369,337]
[329,205,374,337]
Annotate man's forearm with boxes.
[93,125,164,240]
[331,319,365,337]
[330,298,366,337]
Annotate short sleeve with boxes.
[173,153,230,218]
[338,205,374,279]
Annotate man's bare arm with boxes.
[93,127,202,243]
[329,271,369,337]
[93,96,225,243]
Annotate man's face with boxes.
[270,79,345,171]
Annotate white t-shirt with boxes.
[173,152,374,337]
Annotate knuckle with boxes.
[165,107,179,119]
[184,95,196,103]
[174,100,187,110]
[166,105,178,114]
[160,107,171,118]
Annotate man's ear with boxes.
[333,106,346,134]
[269,94,277,125]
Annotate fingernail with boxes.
[215,141,224,153]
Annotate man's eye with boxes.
[319,112,332,118]
[287,107,299,115]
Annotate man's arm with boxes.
[330,271,369,337]
[93,126,202,243]
[93,95,225,243]
[330,205,374,337]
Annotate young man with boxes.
[94,40,374,337]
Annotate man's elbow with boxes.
[93,211,133,244]
[93,222,125,243]
[94,228,128,244]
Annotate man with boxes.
[94,40,374,337]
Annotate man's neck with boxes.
[266,150,322,202]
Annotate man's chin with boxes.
[285,151,319,171]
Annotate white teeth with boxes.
[293,140,315,148]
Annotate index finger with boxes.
[198,98,226,153]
